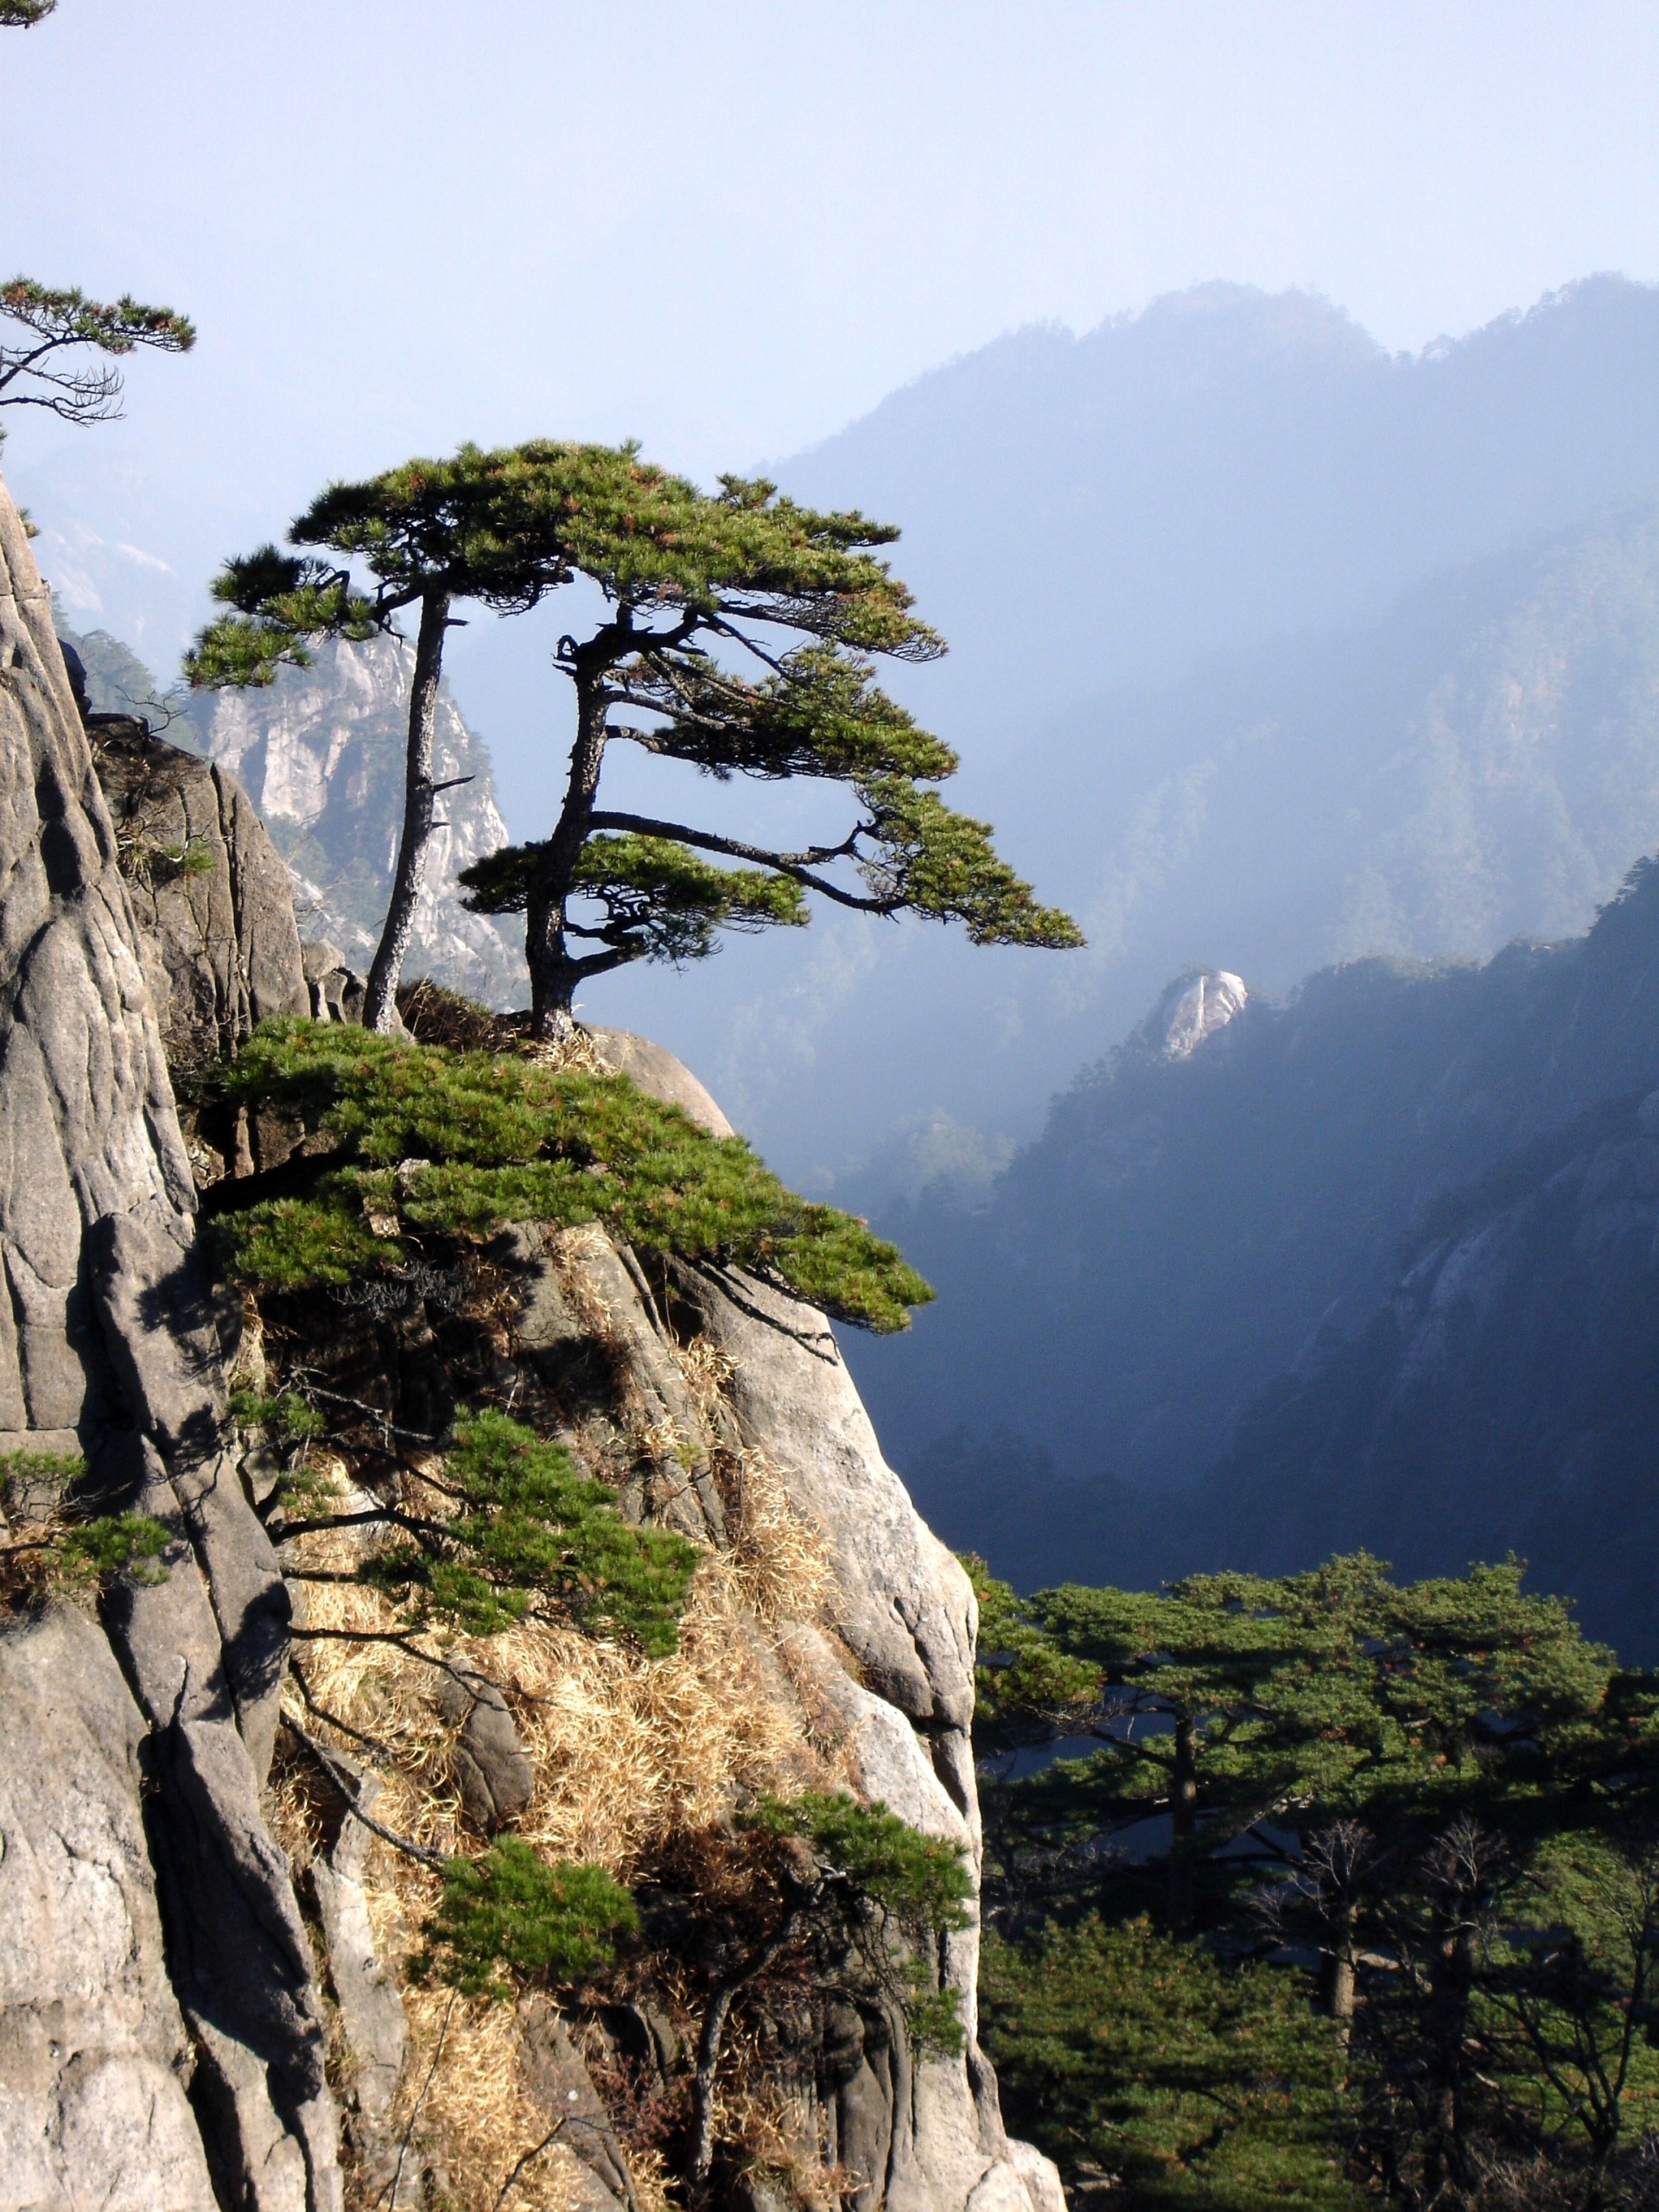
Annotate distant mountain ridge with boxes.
[27,277,1659,1173]
[846,855,1659,1661]
[609,275,1659,1170]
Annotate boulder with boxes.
[86,713,308,1076]
[584,1027,734,1136]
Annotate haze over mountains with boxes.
[849,853,1659,1664]
[16,275,1659,1177]
[575,273,1659,1173]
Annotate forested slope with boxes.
[849,852,1659,1659]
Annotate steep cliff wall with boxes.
[0,470,1058,2212]
[188,635,526,1010]
[0,475,340,2209]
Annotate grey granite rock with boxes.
[0,1605,217,2212]
[518,1999,639,2212]
[554,1032,1061,2212]
[0,474,340,2209]
[310,1774,417,2203]
[584,1027,734,1137]
[88,714,308,1077]
[435,1667,537,1833]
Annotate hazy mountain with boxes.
[846,854,1659,1661]
[596,277,1659,1171]
[21,277,1659,1173]
[779,275,1659,741]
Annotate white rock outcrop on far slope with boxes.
[194,633,527,1009]
[1154,967,1248,1058]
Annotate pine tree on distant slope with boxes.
[190,440,1082,1038]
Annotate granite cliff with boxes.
[0,474,1058,2212]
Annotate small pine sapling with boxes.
[418,1837,639,1999]
[683,1789,974,2179]
[0,1450,170,1600]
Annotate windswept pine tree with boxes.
[191,440,1081,1037]
[0,281,194,423]
[453,444,1083,1033]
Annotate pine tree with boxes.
[0,280,194,423]
[448,442,1083,1033]
[190,439,1081,1038]
[0,3,56,26]
[186,448,591,1031]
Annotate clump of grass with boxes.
[276,1465,842,2209]
[208,1017,931,1332]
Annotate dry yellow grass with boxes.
[394,1986,581,2212]
[275,1352,848,2209]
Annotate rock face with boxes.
[189,633,527,1011]
[1198,1082,1659,1657]
[0,474,340,2210]
[86,712,309,1076]
[5,465,1055,2212]
[673,1264,1029,2212]
[0,1605,218,2212]
[1151,969,1247,1059]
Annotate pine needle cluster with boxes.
[361,1408,699,1653]
[419,1837,639,1999]
[209,1017,931,1331]
[0,1451,169,1601]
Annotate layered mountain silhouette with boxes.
[23,276,1659,1175]
[847,854,1659,1662]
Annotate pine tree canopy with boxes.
[0,278,194,423]
[428,440,1083,1021]
[0,3,56,26]
[973,1552,1618,1891]
[183,445,588,688]
[186,437,1081,1028]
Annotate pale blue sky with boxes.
[4,0,1658,505]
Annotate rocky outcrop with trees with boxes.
[0,470,1060,2212]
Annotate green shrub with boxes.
[0,1451,169,1595]
[418,1836,639,1999]
[0,1446,86,1508]
[210,1018,931,1331]
[364,1407,698,1652]
[228,1388,326,1443]
[60,1512,171,1586]
[744,1789,974,1929]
